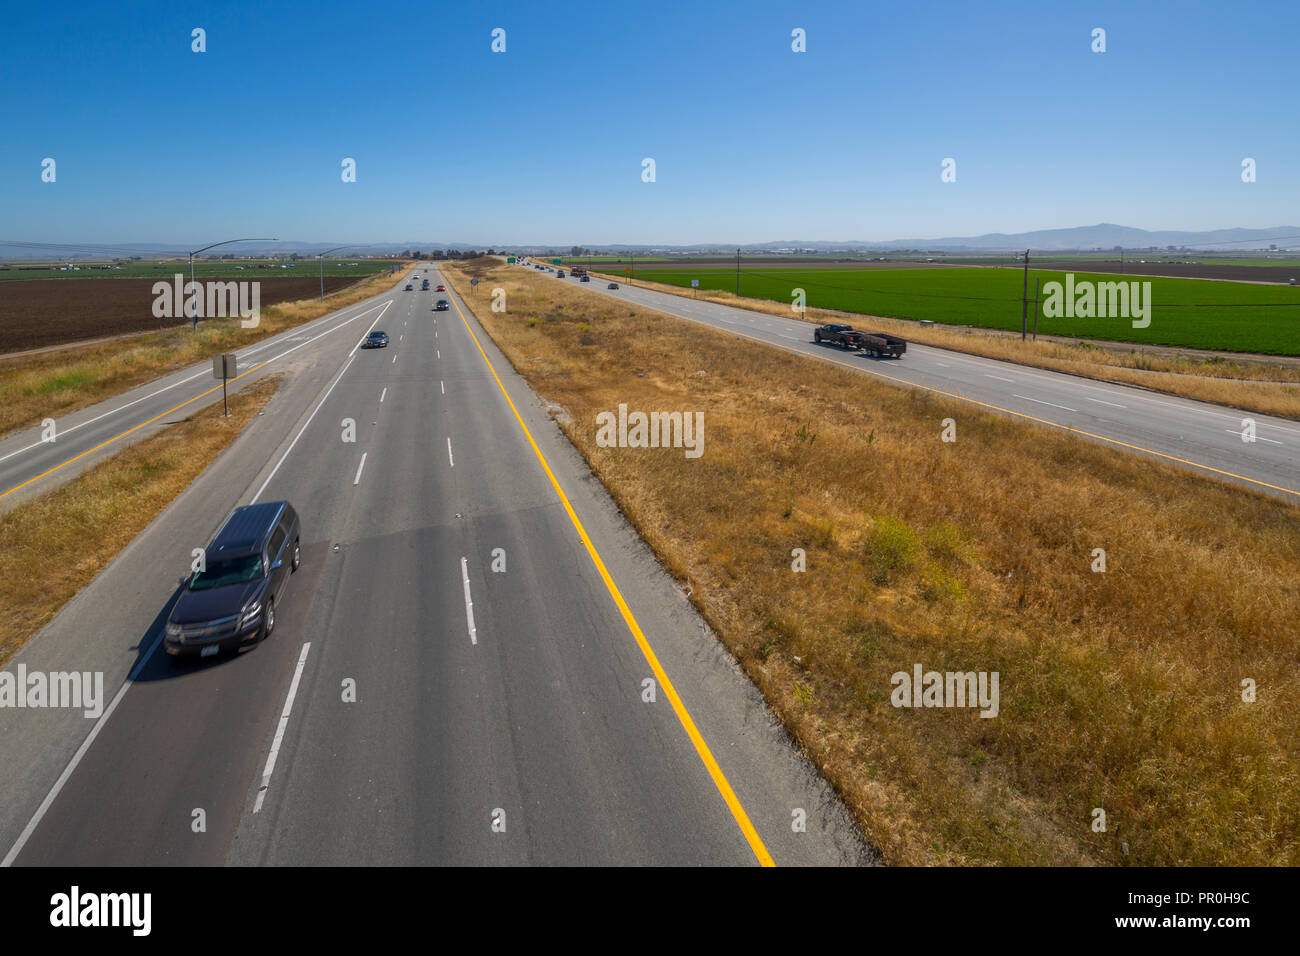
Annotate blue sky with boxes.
[1,0,1296,246]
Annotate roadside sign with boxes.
[690,279,699,288]
[212,353,236,417]
[552,258,562,265]
[470,278,479,285]
[212,354,236,379]
[507,257,516,263]
[625,267,631,275]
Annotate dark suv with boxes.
[165,501,301,659]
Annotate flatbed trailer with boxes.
[859,331,907,358]
[813,323,906,358]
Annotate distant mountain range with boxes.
[663,224,1300,253]
[3,225,1299,260]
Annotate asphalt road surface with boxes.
[0,280,408,513]
[549,267,1299,504]
[0,270,870,866]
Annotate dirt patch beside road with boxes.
[0,276,372,353]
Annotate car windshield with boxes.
[188,554,262,591]
[369,332,385,339]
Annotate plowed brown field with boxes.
[0,276,370,352]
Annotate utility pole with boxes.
[735,247,740,295]
[1032,277,1041,341]
[1020,248,1030,341]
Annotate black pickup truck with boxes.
[813,323,866,349]
[813,323,906,359]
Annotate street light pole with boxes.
[187,237,278,330]
[317,245,352,301]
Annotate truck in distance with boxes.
[813,323,906,359]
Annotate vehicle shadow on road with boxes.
[128,584,243,682]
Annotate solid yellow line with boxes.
[642,302,1300,502]
[446,279,776,867]
[0,361,269,502]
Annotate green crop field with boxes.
[0,258,402,281]
[629,267,1300,355]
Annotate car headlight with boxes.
[241,603,262,626]
[165,622,183,641]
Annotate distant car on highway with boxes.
[607,282,619,289]
[580,275,590,282]
[436,284,445,291]
[165,501,300,659]
[361,330,389,349]
[434,299,449,311]
[556,270,566,278]
[404,284,413,291]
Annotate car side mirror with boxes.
[271,559,283,570]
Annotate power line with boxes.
[679,268,1300,309]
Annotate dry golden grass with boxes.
[604,272,1300,421]
[0,266,414,439]
[0,375,282,668]
[446,258,1300,866]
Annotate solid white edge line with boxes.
[348,304,392,357]
[379,387,387,403]
[253,642,312,814]
[1,298,395,862]
[2,627,167,866]
[446,437,454,467]
[251,353,355,503]
[0,370,206,465]
[460,557,477,645]
[2,299,388,476]
[610,279,1300,436]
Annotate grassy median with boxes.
[605,272,1300,422]
[0,375,282,667]
[445,258,1300,866]
[0,265,414,440]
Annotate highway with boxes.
[0,269,870,866]
[0,278,409,512]
[549,266,1300,504]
